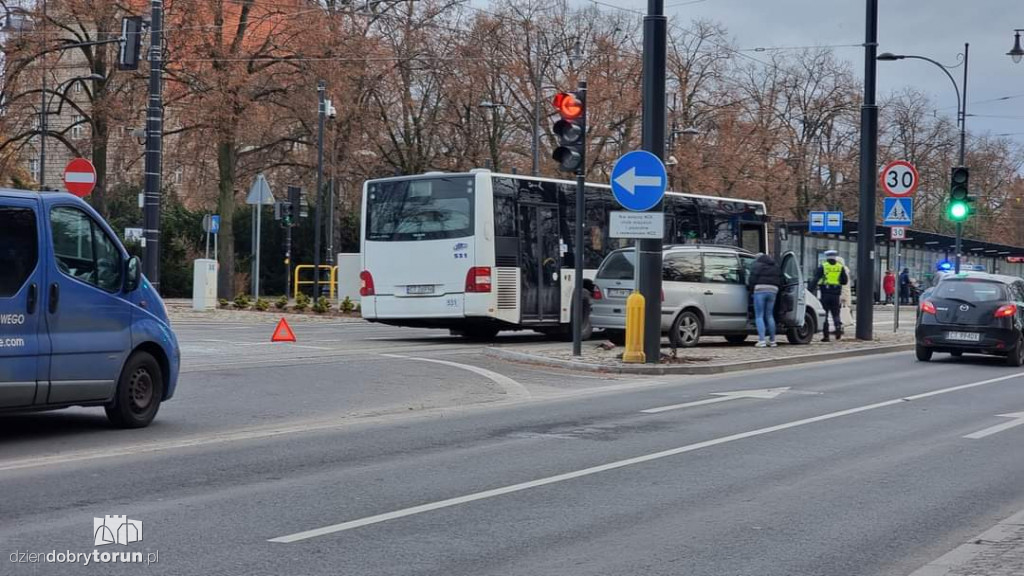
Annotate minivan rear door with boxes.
[779,251,806,327]
[0,198,48,408]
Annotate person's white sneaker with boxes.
[769,341,778,347]
[755,341,768,348]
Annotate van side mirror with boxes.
[125,256,142,292]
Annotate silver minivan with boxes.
[591,245,824,347]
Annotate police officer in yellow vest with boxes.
[812,249,849,341]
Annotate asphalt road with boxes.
[4,315,1016,576]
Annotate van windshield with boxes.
[366,177,475,242]
[596,251,636,280]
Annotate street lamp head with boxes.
[876,52,905,61]
[680,126,701,138]
[1007,31,1024,64]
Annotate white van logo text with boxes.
[0,314,25,325]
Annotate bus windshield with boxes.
[366,177,474,241]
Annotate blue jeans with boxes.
[753,291,777,343]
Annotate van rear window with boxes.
[597,251,635,280]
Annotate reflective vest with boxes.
[820,261,843,286]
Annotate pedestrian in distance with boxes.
[836,256,855,329]
[747,253,782,348]
[812,249,849,342]
[899,268,911,305]
[883,269,896,305]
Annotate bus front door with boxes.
[519,204,561,323]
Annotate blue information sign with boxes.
[210,215,221,234]
[883,197,913,226]
[809,211,843,233]
[610,151,667,212]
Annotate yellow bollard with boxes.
[622,291,646,364]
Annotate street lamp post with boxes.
[878,44,969,272]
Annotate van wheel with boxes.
[786,308,816,345]
[670,310,702,348]
[105,352,163,429]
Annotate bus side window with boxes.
[493,192,516,237]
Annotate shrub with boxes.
[294,292,310,311]
[254,298,270,312]
[275,296,288,310]
[233,293,252,309]
[340,296,355,313]
[313,296,331,314]
[218,298,230,309]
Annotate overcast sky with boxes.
[474,1,1024,149]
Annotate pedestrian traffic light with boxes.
[276,201,293,228]
[118,17,143,71]
[947,166,970,222]
[551,90,586,174]
[288,185,305,224]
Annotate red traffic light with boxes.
[552,92,583,120]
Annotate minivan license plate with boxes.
[947,331,980,342]
[607,288,631,298]
[407,285,435,295]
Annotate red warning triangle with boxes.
[271,318,296,342]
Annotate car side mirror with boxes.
[125,256,142,292]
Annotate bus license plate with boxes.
[607,288,631,298]
[407,285,435,295]
[947,331,980,342]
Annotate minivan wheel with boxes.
[916,345,933,362]
[670,310,702,348]
[105,352,164,429]
[786,309,816,345]
[1007,336,1024,367]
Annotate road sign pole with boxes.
[893,239,900,333]
[640,0,667,363]
[143,0,164,291]
[255,203,262,298]
[572,80,588,357]
[955,222,963,273]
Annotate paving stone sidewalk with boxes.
[487,330,915,375]
[911,509,1024,576]
[163,299,365,324]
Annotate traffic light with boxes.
[947,166,970,222]
[118,17,143,71]
[551,90,586,174]
[286,186,303,227]
[276,201,293,228]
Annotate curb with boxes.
[485,342,916,375]
[908,508,1024,576]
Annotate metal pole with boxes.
[327,178,335,266]
[39,0,46,189]
[855,0,878,341]
[640,0,666,363]
[955,43,969,274]
[250,207,256,295]
[313,81,325,300]
[893,239,899,332]
[285,224,292,300]
[143,0,164,290]
[532,28,541,177]
[571,80,588,356]
[254,203,262,298]
[205,226,210,260]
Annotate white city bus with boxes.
[359,169,769,339]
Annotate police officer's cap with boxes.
[824,249,838,257]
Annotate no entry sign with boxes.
[63,158,97,197]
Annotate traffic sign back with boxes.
[610,151,667,212]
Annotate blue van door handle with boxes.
[27,283,37,314]
[48,283,59,314]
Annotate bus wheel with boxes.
[105,352,163,429]
[555,297,593,341]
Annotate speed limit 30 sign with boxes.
[880,160,919,197]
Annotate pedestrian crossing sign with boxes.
[883,197,913,226]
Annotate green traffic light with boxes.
[948,200,969,221]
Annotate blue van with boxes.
[0,189,179,428]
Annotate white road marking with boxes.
[380,354,530,398]
[268,371,1024,543]
[963,411,1024,439]
[642,387,790,414]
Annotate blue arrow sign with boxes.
[883,197,913,226]
[610,151,667,212]
[210,215,220,234]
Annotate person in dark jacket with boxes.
[812,249,849,341]
[747,253,783,347]
[899,268,911,305]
